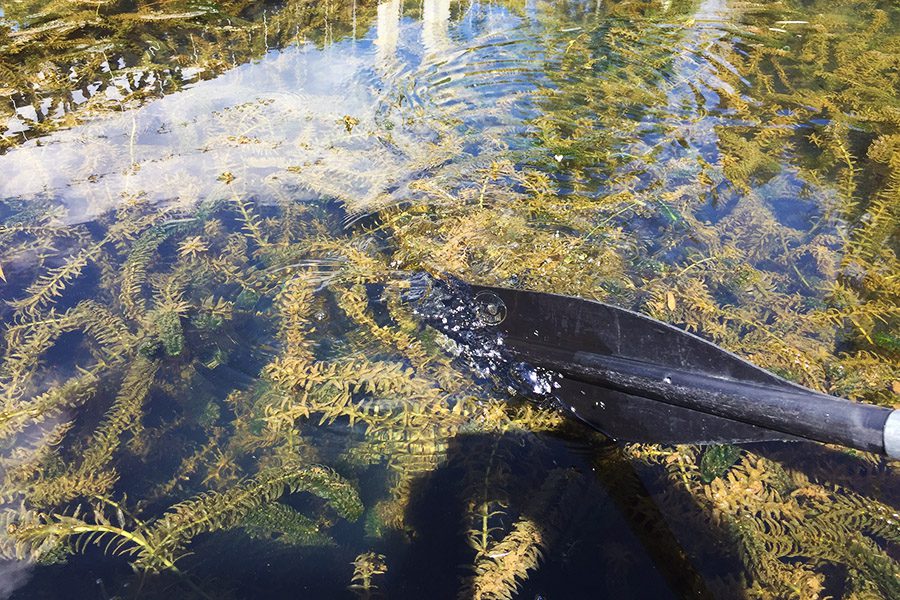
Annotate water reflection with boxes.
[0,0,547,224]
[0,1,898,598]
[375,0,401,66]
[422,0,452,54]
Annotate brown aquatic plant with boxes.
[0,0,897,597]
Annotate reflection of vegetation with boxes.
[0,0,378,151]
[0,0,898,597]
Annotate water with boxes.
[0,0,898,598]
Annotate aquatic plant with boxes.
[0,0,897,597]
[362,0,900,594]
[2,463,360,571]
[460,464,585,600]
[349,551,387,598]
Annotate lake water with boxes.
[0,0,898,598]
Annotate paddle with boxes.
[406,277,900,459]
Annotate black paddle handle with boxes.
[512,344,900,458]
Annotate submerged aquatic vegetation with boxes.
[349,551,387,598]
[0,0,897,597]
[0,177,568,595]
[4,463,361,572]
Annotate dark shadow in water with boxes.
[391,431,718,600]
[9,430,740,600]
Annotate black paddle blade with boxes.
[406,276,894,454]
[467,284,804,445]
[469,285,801,388]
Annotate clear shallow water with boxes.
[0,0,898,598]
[0,0,551,221]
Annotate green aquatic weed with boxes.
[699,444,742,483]
[0,0,897,597]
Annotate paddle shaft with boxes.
[506,340,900,458]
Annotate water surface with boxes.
[0,0,898,598]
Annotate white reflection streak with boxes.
[422,0,451,55]
[667,0,734,107]
[375,0,401,69]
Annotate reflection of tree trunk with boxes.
[375,0,401,68]
[667,0,731,108]
[422,0,451,55]
[695,0,728,20]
